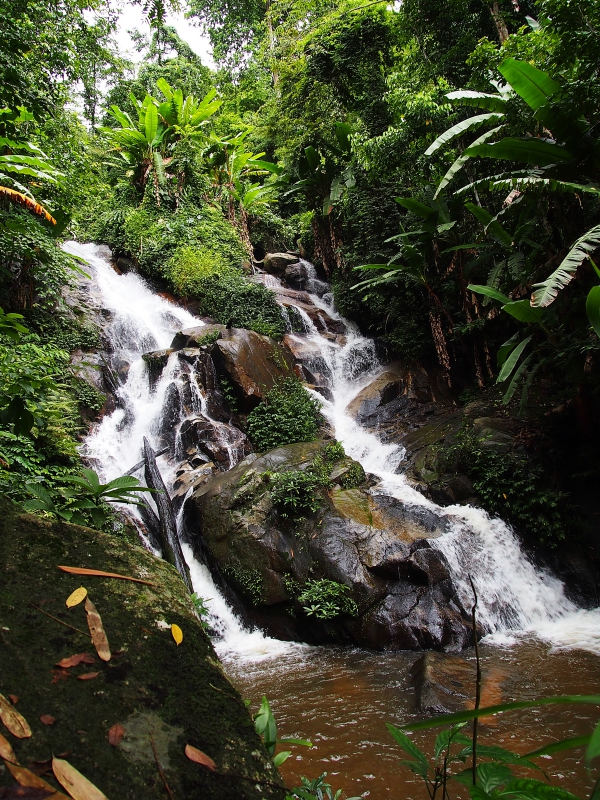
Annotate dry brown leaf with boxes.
[65,587,87,608]
[55,654,95,669]
[84,599,111,662]
[39,716,55,727]
[0,787,54,798]
[0,694,31,739]
[50,670,69,685]
[171,625,183,646]
[9,696,18,705]
[57,566,155,586]
[0,731,18,763]
[184,744,216,771]
[107,724,124,747]
[76,673,100,682]
[52,757,109,800]
[5,762,70,799]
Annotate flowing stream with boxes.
[68,242,600,797]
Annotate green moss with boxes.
[0,497,284,799]
[223,560,264,605]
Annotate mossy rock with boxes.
[0,497,285,799]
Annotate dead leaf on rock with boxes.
[171,624,183,646]
[66,587,87,608]
[52,757,109,800]
[9,696,18,705]
[39,716,55,727]
[55,654,95,669]
[0,694,31,739]
[0,787,54,799]
[50,670,69,685]
[184,744,216,771]
[84,599,111,662]
[58,566,155,586]
[107,724,124,747]
[77,672,100,681]
[0,731,17,763]
[5,762,70,799]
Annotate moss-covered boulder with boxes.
[183,443,474,651]
[0,498,285,799]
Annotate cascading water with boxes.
[70,241,600,657]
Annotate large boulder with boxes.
[210,329,295,409]
[0,498,284,800]
[185,442,474,651]
[263,252,299,275]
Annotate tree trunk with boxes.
[143,437,192,591]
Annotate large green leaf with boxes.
[502,778,580,800]
[467,284,511,304]
[531,224,600,307]
[497,336,532,382]
[465,201,512,248]
[386,724,429,774]
[498,59,561,111]
[502,300,545,324]
[144,102,158,145]
[465,138,573,166]
[395,197,437,218]
[445,90,508,113]
[434,125,504,198]
[586,286,600,338]
[424,113,504,156]
[503,353,533,403]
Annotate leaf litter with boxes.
[0,694,31,738]
[83,599,111,662]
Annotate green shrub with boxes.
[69,377,106,414]
[338,461,366,489]
[246,378,322,451]
[323,441,345,462]
[168,245,233,295]
[298,578,358,619]
[438,427,571,545]
[270,470,323,518]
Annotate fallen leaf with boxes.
[52,757,109,800]
[77,673,100,681]
[171,624,183,646]
[9,696,18,705]
[50,670,69,685]
[55,654,95,669]
[0,694,31,739]
[58,566,155,586]
[39,716,55,727]
[5,762,70,799]
[66,587,87,608]
[0,731,18,763]
[107,724,124,747]
[84,599,111,662]
[0,787,54,799]
[184,744,216,771]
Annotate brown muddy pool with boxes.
[224,641,600,799]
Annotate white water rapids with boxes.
[67,242,600,659]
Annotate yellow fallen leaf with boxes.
[0,730,17,763]
[0,693,31,738]
[52,757,109,800]
[84,598,111,662]
[66,586,88,608]
[6,761,71,799]
[171,624,183,646]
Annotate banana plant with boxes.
[23,468,156,528]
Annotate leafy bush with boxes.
[246,378,322,451]
[270,470,323,518]
[298,578,358,619]
[438,427,571,545]
[323,440,345,462]
[338,461,366,489]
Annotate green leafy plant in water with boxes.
[246,377,321,452]
[298,578,358,620]
[286,772,361,800]
[253,695,312,768]
[190,592,211,630]
[338,461,365,490]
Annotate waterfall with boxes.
[71,242,600,657]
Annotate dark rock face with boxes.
[187,442,474,651]
[179,416,252,471]
[284,261,308,289]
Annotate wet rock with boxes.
[179,416,252,471]
[115,255,135,273]
[157,382,182,449]
[170,324,225,350]
[187,441,474,651]
[211,328,295,409]
[346,368,404,422]
[411,651,477,713]
[284,261,308,289]
[264,252,299,274]
[142,348,172,391]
